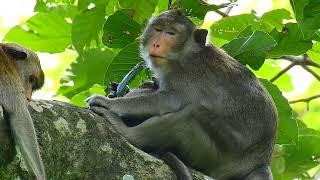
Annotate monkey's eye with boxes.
[29,75,37,89]
[154,27,162,32]
[166,31,176,36]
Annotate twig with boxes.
[302,65,320,81]
[289,95,320,104]
[270,63,296,82]
[214,9,229,17]
[305,58,320,68]
[225,6,233,15]
[281,55,320,68]
[271,55,320,82]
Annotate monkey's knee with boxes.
[244,166,272,180]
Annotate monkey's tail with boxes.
[9,104,46,180]
[161,152,193,180]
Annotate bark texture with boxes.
[0,100,212,180]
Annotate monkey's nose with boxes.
[153,44,160,48]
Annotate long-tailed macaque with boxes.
[0,43,46,180]
[88,10,277,180]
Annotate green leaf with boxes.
[104,41,142,86]
[35,3,78,19]
[291,0,320,39]
[78,0,109,10]
[4,13,71,53]
[237,25,253,38]
[281,121,320,178]
[70,84,106,107]
[260,9,292,32]
[252,60,294,92]
[267,23,313,58]
[105,0,120,16]
[210,14,260,43]
[102,10,143,49]
[118,0,158,23]
[307,42,320,64]
[260,79,298,145]
[222,31,277,70]
[72,0,108,53]
[57,48,115,98]
[175,0,231,19]
[35,0,76,11]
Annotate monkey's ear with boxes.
[5,45,28,60]
[193,29,208,46]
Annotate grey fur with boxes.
[88,10,277,180]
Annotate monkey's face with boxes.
[141,10,195,68]
[3,43,44,102]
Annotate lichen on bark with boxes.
[0,100,212,180]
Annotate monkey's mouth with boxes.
[150,54,165,59]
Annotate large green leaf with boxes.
[267,23,313,58]
[4,13,71,53]
[35,0,76,11]
[210,14,260,44]
[104,41,142,86]
[72,0,108,53]
[175,0,231,19]
[260,79,298,145]
[70,84,106,107]
[118,0,158,23]
[222,31,277,70]
[277,121,320,178]
[291,0,320,39]
[35,3,78,18]
[102,10,143,49]
[260,9,292,32]
[57,48,115,98]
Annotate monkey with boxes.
[87,10,277,180]
[0,43,46,180]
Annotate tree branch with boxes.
[289,95,320,104]
[271,55,320,82]
[270,62,296,82]
[302,65,320,81]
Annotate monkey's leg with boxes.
[90,106,195,180]
[244,165,272,180]
[4,98,46,180]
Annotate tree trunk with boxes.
[0,100,212,180]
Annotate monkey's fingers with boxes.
[89,106,127,134]
[85,95,110,108]
[107,92,117,98]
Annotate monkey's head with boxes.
[0,43,44,102]
[141,10,208,71]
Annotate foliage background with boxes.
[0,0,320,179]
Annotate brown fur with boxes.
[0,43,46,180]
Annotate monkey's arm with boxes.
[2,95,46,180]
[87,91,181,117]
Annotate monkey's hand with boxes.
[86,95,112,109]
[139,77,159,89]
[89,106,127,134]
[87,91,180,117]
[106,82,119,98]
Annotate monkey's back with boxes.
[175,45,277,178]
